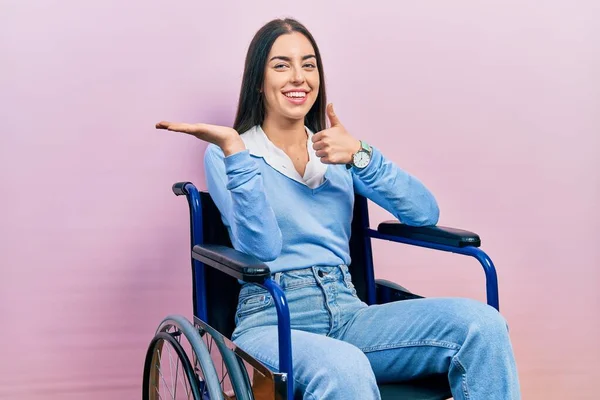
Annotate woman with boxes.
[156,18,520,400]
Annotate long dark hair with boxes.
[233,18,327,134]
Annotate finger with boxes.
[315,149,328,158]
[156,121,193,133]
[167,123,199,134]
[312,140,327,151]
[163,123,188,133]
[311,131,324,143]
[326,103,342,127]
[155,121,172,129]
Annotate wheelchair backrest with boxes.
[197,191,373,339]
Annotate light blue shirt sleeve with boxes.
[351,146,440,226]
[204,144,282,261]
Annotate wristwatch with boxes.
[346,140,372,169]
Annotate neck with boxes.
[261,114,307,148]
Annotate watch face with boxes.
[353,151,370,168]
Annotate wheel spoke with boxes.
[220,357,228,389]
[175,352,191,400]
[156,348,175,399]
[172,349,179,399]
[167,344,176,398]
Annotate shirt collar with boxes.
[239,125,327,189]
[240,125,316,158]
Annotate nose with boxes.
[290,67,305,84]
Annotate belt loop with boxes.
[272,272,282,285]
[339,264,349,279]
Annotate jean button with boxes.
[318,270,324,278]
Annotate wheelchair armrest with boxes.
[192,244,271,283]
[377,221,481,248]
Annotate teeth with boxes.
[284,92,306,98]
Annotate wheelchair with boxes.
[142,181,500,400]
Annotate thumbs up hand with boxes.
[311,103,361,165]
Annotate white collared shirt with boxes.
[239,125,327,189]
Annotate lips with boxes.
[283,91,307,98]
[282,90,309,105]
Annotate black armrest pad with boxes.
[172,181,192,196]
[192,244,271,283]
[377,221,481,248]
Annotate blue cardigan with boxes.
[204,142,439,273]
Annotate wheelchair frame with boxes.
[161,181,499,400]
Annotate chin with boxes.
[285,104,316,119]
[287,110,309,119]
[278,107,308,121]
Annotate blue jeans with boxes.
[231,265,520,399]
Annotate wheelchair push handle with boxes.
[172,181,194,196]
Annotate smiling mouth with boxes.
[283,91,307,98]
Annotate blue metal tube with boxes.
[367,229,500,311]
[184,183,208,321]
[262,279,294,399]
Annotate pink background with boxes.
[1,0,598,398]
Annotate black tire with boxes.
[143,332,202,400]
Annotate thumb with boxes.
[327,103,342,127]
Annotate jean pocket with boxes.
[236,293,273,317]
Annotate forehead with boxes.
[268,32,315,58]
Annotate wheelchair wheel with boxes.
[143,332,202,399]
[143,315,225,400]
[195,319,254,400]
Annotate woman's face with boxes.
[262,32,320,123]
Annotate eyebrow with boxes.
[269,54,316,62]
